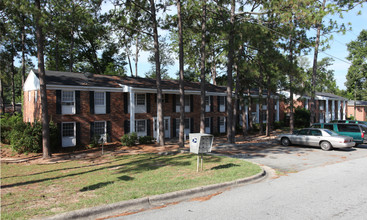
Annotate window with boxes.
[136,94,145,106]
[298,129,309,135]
[205,96,212,112]
[324,124,333,130]
[35,91,38,103]
[136,120,146,133]
[94,121,106,138]
[205,118,210,127]
[62,91,74,105]
[28,91,31,102]
[176,95,190,112]
[62,123,75,137]
[337,124,360,132]
[310,130,322,136]
[219,117,225,126]
[62,91,75,114]
[185,118,190,129]
[94,92,106,114]
[219,96,225,112]
[62,122,76,147]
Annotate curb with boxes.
[42,168,266,220]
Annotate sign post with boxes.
[189,133,214,172]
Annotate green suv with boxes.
[311,123,367,146]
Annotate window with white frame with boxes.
[94,121,106,138]
[176,95,190,112]
[62,122,76,147]
[205,96,211,112]
[28,91,32,102]
[94,92,106,114]
[62,91,75,114]
[219,117,226,133]
[219,96,225,112]
[136,94,146,113]
[136,120,146,133]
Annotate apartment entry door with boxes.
[153,117,171,139]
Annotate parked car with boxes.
[331,120,367,126]
[277,128,355,151]
[311,123,367,146]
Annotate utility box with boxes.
[189,133,214,154]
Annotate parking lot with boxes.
[212,140,367,172]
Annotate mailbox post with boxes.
[189,133,214,172]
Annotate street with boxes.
[113,144,367,219]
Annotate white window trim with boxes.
[135,119,147,137]
[176,95,191,112]
[94,121,107,138]
[205,96,211,112]
[128,93,147,113]
[219,96,225,112]
[28,91,32,102]
[61,90,75,115]
[62,122,76,147]
[94,91,106,114]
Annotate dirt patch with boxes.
[1,132,280,165]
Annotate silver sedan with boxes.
[277,128,355,151]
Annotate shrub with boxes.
[121,132,138,147]
[294,107,310,128]
[138,136,154,145]
[273,121,285,130]
[10,121,42,153]
[1,113,23,144]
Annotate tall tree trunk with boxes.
[240,95,247,136]
[69,27,74,72]
[35,0,51,159]
[211,48,217,85]
[226,0,235,143]
[135,36,139,77]
[266,76,271,136]
[21,16,26,88]
[233,45,243,136]
[289,35,295,133]
[248,89,253,130]
[55,36,59,71]
[311,0,326,125]
[177,0,185,147]
[200,1,206,134]
[0,75,4,114]
[150,0,164,145]
[258,66,263,135]
[11,40,16,113]
[127,53,133,77]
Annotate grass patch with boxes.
[1,153,261,219]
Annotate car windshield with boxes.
[324,129,339,136]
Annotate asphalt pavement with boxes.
[119,155,367,220]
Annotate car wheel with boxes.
[320,141,332,151]
[281,137,291,146]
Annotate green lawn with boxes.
[1,153,261,219]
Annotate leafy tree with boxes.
[345,29,367,101]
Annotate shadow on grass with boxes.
[211,163,240,170]
[1,154,194,189]
[118,175,134,181]
[80,181,114,192]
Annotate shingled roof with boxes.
[32,70,227,93]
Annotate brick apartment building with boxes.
[280,91,349,123]
[347,101,367,121]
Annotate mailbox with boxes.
[189,133,214,154]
